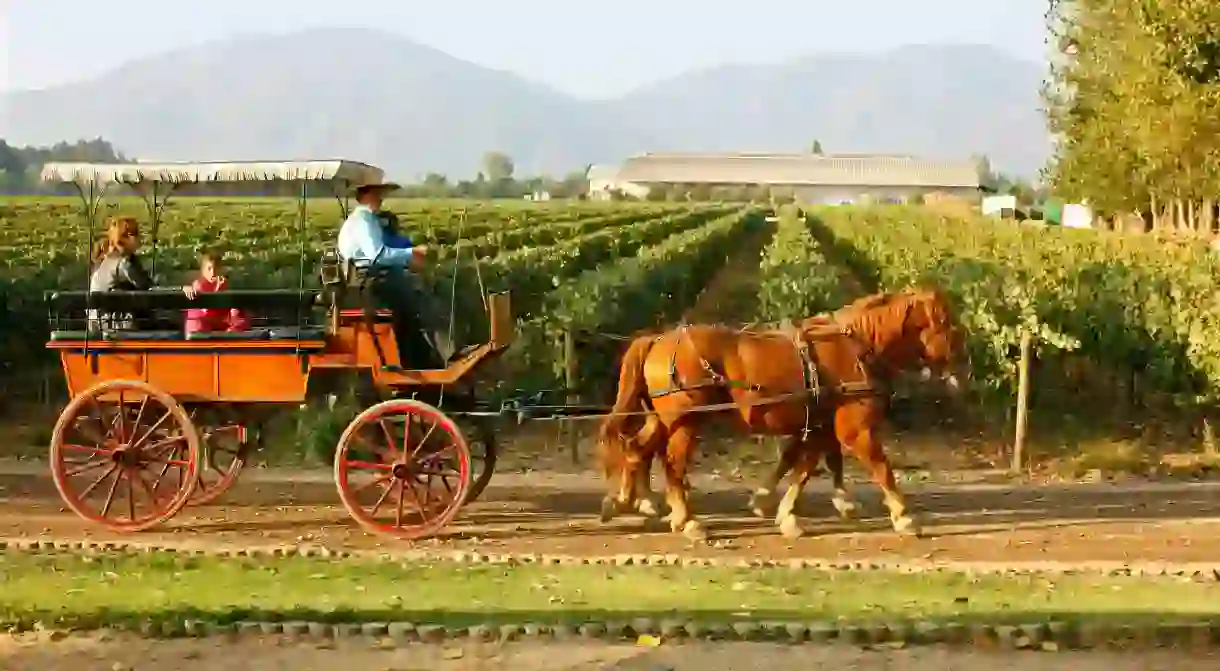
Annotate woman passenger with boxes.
[89,217,154,293]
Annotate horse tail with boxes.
[596,334,656,477]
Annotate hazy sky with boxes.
[2,0,1049,99]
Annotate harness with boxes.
[646,322,876,440]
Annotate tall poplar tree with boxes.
[1045,0,1220,226]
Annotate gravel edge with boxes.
[3,536,1219,579]
[15,618,1220,652]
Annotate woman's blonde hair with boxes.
[91,217,140,264]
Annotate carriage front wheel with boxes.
[50,379,201,532]
[333,399,472,539]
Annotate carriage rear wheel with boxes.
[190,410,252,506]
[459,417,496,505]
[333,399,471,539]
[50,379,200,532]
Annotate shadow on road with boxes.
[4,468,1219,539]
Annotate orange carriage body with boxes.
[37,159,514,540]
[48,294,514,403]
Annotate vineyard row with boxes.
[6,198,1220,410]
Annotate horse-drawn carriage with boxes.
[40,160,513,540]
[35,159,965,543]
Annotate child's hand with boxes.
[215,276,228,289]
[182,285,198,299]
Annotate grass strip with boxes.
[1,551,1216,630]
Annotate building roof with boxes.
[613,153,979,188]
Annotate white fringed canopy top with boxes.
[40,160,385,185]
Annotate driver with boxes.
[337,181,454,369]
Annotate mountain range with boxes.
[0,28,1049,179]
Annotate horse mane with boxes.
[832,292,891,320]
[834,291,915,351]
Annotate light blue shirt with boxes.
[337,205,414,268]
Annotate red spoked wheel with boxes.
[49,379,201,532]
[334,399,471,539]
[189,408,252,506]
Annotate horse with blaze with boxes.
[596,289,964,541]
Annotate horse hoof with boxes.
[599,498,617,524]
[682,520,708,542]
[893,515,921,537]
[779,516,804,539]
[833,498,859,520]
[635,498,660,518]
[748,490,775,518]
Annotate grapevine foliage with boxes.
[756,206,852,322]
[815,205,1220,404]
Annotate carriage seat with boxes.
[186,326,326,341]
[318,248,393,321]
[318,248,390,287]
[46,289,323,342]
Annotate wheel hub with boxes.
[391,463,411,479]
[110,445,142,467]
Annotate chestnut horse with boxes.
[747,292,964,521]
[596,289,962,541]
[622,290,965,525]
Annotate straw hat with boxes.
[351,180,402,197]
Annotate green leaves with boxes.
[521,207,760,390]
[1047,0,1220,207]
[467,207,731,320]
[813,205,1220,399]
[756,208,851,322]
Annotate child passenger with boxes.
[185,252,250,335]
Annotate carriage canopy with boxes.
[39,160,386,186]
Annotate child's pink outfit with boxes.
[185,277,250,334]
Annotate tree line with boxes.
[1044,0,1220,232]
[0,138,1041,206]
[0,138,129,194]
[399,151,590,199]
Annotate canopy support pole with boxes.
[70,178,108,353]
[70,178,109,279]
[132,181,182,279]
[296,180,310,356]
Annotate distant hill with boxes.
[0,29,1048,178]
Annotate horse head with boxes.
[595,419,633,480]
[834,288,966,391]
[898,287,966,390]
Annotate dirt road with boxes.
[2,462,1220,565]
[3,635,1218,671]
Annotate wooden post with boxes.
[563,329,579,464]
[1011,331,1033,473]
[1203,416,1217,456]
